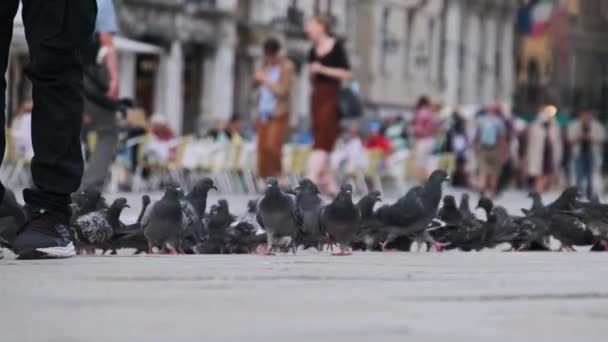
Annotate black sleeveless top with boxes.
[308,40,350,85]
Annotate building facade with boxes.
[6,0,519,135]
[515,0,608,116]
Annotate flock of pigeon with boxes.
[1,169,608,257]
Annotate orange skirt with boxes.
[311,81,340,152]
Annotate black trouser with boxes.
[0,0,97,218]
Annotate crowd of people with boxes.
[7,12,606,201]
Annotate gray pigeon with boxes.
[70,198,130,249]
[376,170,450,251]
[352,190,384,251]
[180,178,217,253]
[143,186,184,254]
[320,184,361,255]
[0,188,26,248]
[295,178,325,250]
[257,178,302,254]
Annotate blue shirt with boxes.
[257,65,281,121]
[96,0,118,33]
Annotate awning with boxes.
[113,36,163,55]
[10,27,163,56]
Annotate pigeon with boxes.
[97,195,152,255]
[319,184,361,255]
[433,195,485,252]
[295,178,325,250]
[143,186,184,254]
[203,199,236,254]
[458,193,474,220]
[376,170,450,251]
[70,198,130,249]
[352,190,384,251]
[70,188,108,222]
[178,179,217,253]
[522,188,586,251]
[569,198,608,251]
[256,177,302,254]
[0,188,26,248]
[484,206,521,248]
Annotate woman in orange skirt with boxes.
[305,16,351,194]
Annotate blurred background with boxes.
[4,0,608,198]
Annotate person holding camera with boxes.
[568,109,606,199]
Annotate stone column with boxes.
[118,52,136,99]
[500,16,515,104]
[165,40,184,135]
[203,20,236,123]
[462,10,481,105]
[481,15,498,105]
[442,0,461,106]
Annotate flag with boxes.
[530,0,555,36]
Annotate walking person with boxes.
[253,38,294,184]
[568,109,606,199]
[475,105,506,197]
[412,96,439,185]
[80,0,120,192]
[305,15,351,195]
[526,106,563,194]
[0,1,97,259]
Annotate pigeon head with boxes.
[265,177,280,193]
[218,199,230,213]
[443,195,457,209]
[296,178,320,195]
[493,206,509,219]
[163,186,181,201]
[368,190,382,202]
[247,200,258,213]
[142,195,151,207]
[209,204,219,215]
[193,178,217,194]
[426,170,450,187]
[110,197,130,210]
[71,188,103,212]
[336,184,353,201]
[476,197,494,215]
[561,186,581,201]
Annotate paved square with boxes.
[1,252,607,341]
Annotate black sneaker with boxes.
[13,209,75,260]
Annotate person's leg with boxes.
[306,149,326,186]
[14,0,96,258]
[0,0,20,202]
[266,117,288,180]
[256,120,269,181]
[320,151,338,195]
[80,102,118,191]
[584,154,593,199]
[575,156,585,193]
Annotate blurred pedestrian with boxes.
[384,113,408,151]
[80,0,121,192]
[568,109,606,198]
[227,114,246,145]
[446,109,469,187]
[475,105,506,197]
[0,0,97,259]
[412,96,439,184]
[364,122,392,156]
[305,15,351,195]
[526,106,563,193]
[253,38,294,181]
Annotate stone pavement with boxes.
[1,252,608,341]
